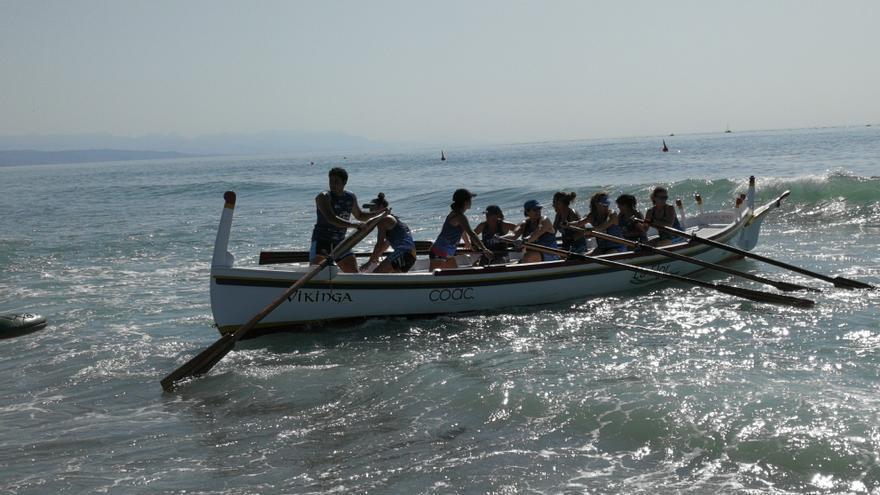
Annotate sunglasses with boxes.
[656,195,668,200]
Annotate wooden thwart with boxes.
[160,210,391,392]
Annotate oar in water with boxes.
[161,210,391,392]
[498,239,815,308]
[642,221,875,290]
[566,225,817,292]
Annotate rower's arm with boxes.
[594,212,618,232]
[525,217,555,242]
[459,215,487,251]
[368,219,393,263]
[350,195,374,221]
[570,215,589,228]
[316,193,361,229]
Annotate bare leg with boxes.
[430,257,458,270]
[336,255,359,273]
[520,251,543,263]
[373,259,399,273]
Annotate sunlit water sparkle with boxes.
[1,127,879,493]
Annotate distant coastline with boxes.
[0,149,197,167]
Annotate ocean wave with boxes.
[414,171,880,215]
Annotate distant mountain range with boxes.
[0,130,383,157]
[0,149,195,167]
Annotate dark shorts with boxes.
[385,249,417,272]
[310,239,354,261]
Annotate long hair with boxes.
[588,191,610,221]
[553,191,576,207]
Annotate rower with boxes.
[474,204,517,264]
[616,194,649,245]
[645,186,684,246]
[360,193,417,273]
[574,192,627,254]
[552,191,587,253]
[429,189,491,270]
[310,167,377,273]
[500,199,560,263]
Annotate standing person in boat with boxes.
[429,189,492,270]
[645,186,684,246]
[500,199,560,263]
[573,192,627,254]
[616,194,649,246]
[360,193,417,273]
[474,205,517,264]
[552,191,587,253]
[310,167,379,273]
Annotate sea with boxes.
[1,126,879,494]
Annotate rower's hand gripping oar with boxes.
[639,220,875,290]
[498,238,815,308]
[564,224,817,293]
[160,206,391,392]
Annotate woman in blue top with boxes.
[552,191,587,253]
[474,205,517,264]
[574,192,627,254]
[500,199,560,263]
[429,189,491,270]
[310,167,377,273]
[360,193,418,273]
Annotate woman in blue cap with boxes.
[500,199,560,263]
[429,189,492,270]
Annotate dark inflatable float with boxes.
[0,313,47,339]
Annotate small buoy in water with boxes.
[441,150,446,161]
[661,140,669,152]
[0,313,47,339]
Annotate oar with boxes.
[160,210,391,392]
[566,225,818,292]
[642,221,875,290]
[498,239,815,308]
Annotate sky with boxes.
[1,0,878,146]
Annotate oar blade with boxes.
[161,334,237,391]
[833,276,875,290]
[715,284,815,308]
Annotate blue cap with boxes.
[523,199,543,211]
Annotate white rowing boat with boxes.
[209,179,785,336]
